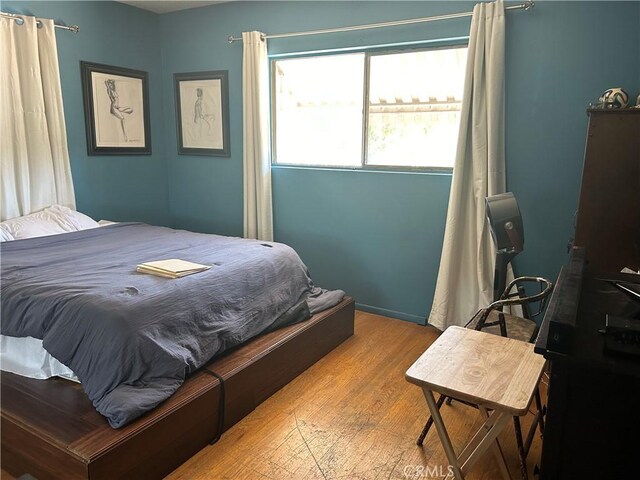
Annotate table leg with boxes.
[458,411,511,474]
[455,406,502,466]
[422,387,464,480]
[479,406,512,480]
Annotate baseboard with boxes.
[355,303,426,325]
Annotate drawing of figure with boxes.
[105,79,133,141]
[194,88,215,136]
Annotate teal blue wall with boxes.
[504,1,640,301]
[3,1,639,323]
[157,1,481,322]
[2,0,170,225]
[158,1,639,322]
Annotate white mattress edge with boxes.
[0,334,79,383]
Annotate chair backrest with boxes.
[499,276,553,320]
[466,276,554,342]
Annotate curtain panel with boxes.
[242,31,273,241]
[428,0,506,330]
[0,16,75,221]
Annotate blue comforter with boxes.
[0,223,344,428]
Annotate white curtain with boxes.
[242,31,273,241]
[0,16,75,221]
[428,0,506,331]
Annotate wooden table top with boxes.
[406,326,546,415]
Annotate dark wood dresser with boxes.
[535,109,640,478]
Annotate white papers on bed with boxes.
[136,259,211,279]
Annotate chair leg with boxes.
[417,394,446,446]
[499,312,508,337]
[534,387,545,435]
[513,416,528,480]
[523,386,546,459]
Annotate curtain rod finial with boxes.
[227,35,235,43]
[70,25,79,34]
[523,1,535,11]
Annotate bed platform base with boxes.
[1,297,355,479]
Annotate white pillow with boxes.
[48,205,99,231]
[0,205,99,240]
[0,229,14,242]
[98,219,117,226]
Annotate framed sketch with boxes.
[174,71,230,156]
[80,61,151,155]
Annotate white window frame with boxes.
[270,42,468,173]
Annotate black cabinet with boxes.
[536,109,640,478]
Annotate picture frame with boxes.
[174,70,230,156]
[80,61,151,155]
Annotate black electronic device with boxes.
[486,192,524,301]
[486,192,524,253]
[602,315,640,357]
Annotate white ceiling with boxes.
[117,1,227,15]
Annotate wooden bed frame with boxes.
[1,297,355,479]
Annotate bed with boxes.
[0,206,355,478]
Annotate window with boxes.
[271,45,468,170]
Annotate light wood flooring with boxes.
[167,311,544,479]
[2,311,545,479]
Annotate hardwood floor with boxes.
[166,311,544,480]
[2,311,545,479]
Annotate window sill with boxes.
[271,164,453,176]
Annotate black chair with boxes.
[417,193,553,480]
[467,276,553,342]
